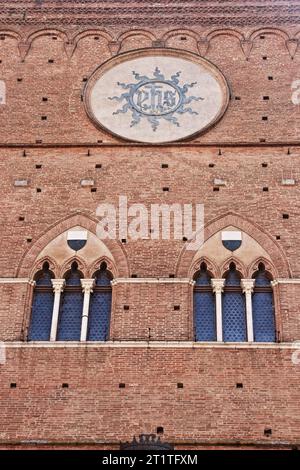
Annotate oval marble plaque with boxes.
[85,49,229,144]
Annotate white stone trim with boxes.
[2,341,298,350]
[0,278,30,284]
[67,230,88,240]
[277,279,300,284]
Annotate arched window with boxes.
[252,263,275,342]
[88,262,112,341]
[28,262,54,341]
[194,263,216,341]
[222,263,247,342]
[57,262,84,341]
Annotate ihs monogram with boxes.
[108,67,204,131]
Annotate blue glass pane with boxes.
[88,291,112,341]
[254,271,271,287]
[35,270,53,287]
[94,270,111,286]
[225,269,241,286]
[223,292,246,341]
[57,291,83,341]
[195,271,211,286]
[253,292,275,342]
[194,291,216,341]
[66,273,82,286]
[65,264,82,286]
[28,291,54,341]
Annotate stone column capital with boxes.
[81,278,95,294]
[211,279,225,294]
[241,279,255,294]
[51,279,65,294]
[271,280,279,288]
[28,279,36,287]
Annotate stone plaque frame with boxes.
[84,48,230,144]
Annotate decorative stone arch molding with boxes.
[221,257,247,279]
[60,255,88,279]
[32,256,59,279]
[190,256,220,279]
[17,212,130,278]
[248,257,277,279]
[0,26,296,61]
[176,212,291,279]
[88,256,117,279]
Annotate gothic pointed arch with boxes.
[88,256,117,279]
[59,255,88,279]
[248,257,276,279]
[191,256,220,279]
[31,256,59,279]
[17,212,130,278]
[176,212,291,278]
[221,257,247,279]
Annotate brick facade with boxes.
[0,1,300,449]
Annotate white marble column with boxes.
[211,279,225,342]
[50,279,65,342]
[241,279,255,342]
[80,279,95,342]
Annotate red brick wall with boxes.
[0,30,300,144]
[0,345,299,448]
[0,1,300,449]
[0,146,300,343]
[0,146,299,279]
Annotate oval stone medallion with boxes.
[85,49,230,143]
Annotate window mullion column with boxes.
[80,279,95,341]
[50,279,65,342]
[211,279,225,342]
[241,279,255,342]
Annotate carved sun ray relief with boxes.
[108,67,204,131]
